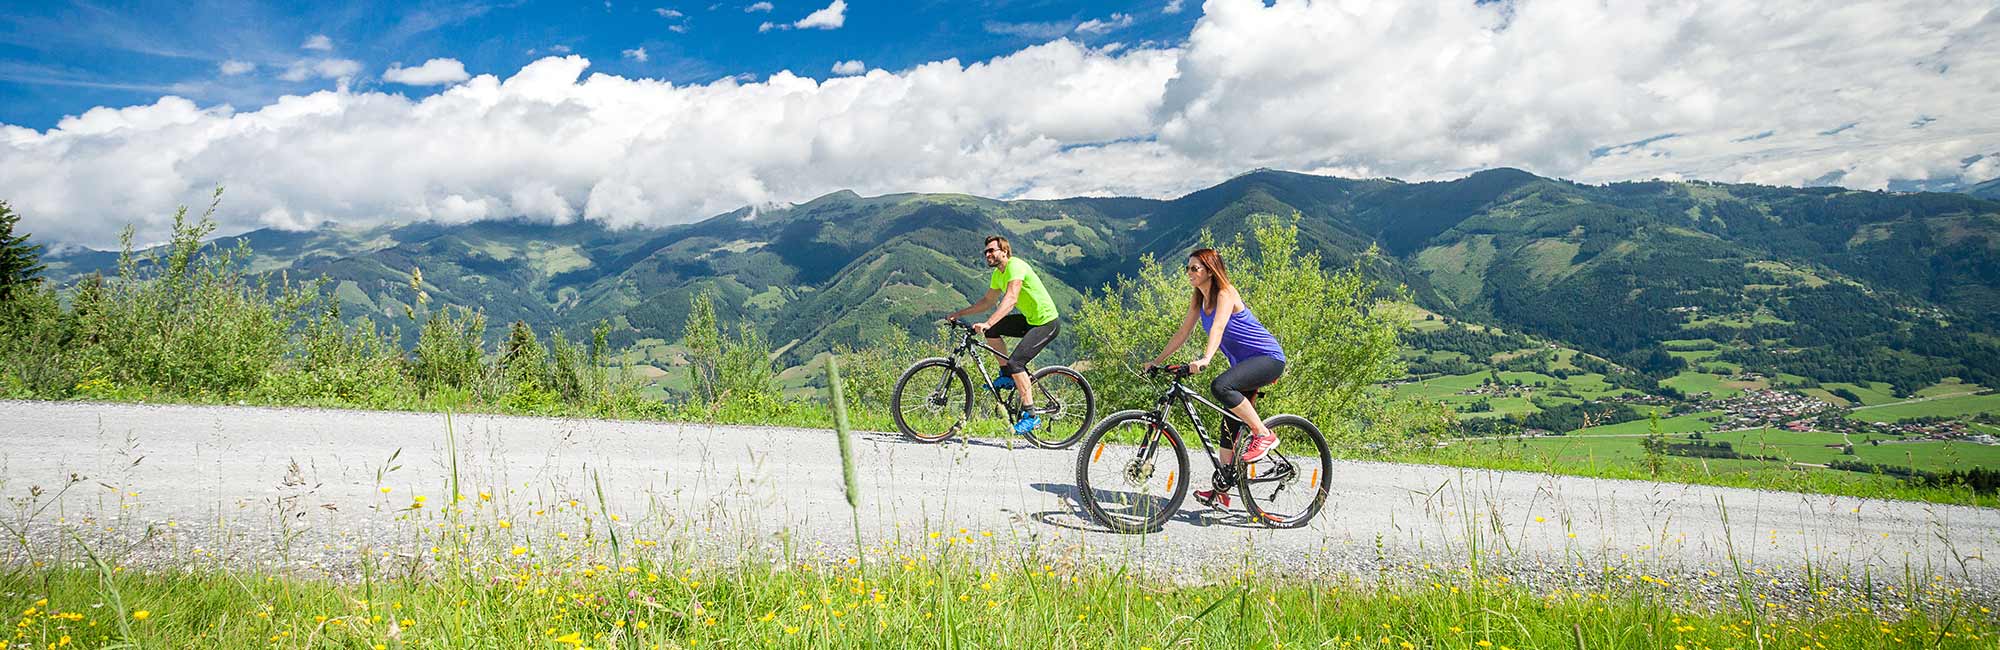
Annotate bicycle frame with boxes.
[1136,370,1293,486]
[930,323,1029,418]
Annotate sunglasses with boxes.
[1184,264,1205,274]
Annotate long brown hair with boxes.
[1187,248,1234,314]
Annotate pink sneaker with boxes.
[1238,432,1279,462]
[1193,488,1230,509]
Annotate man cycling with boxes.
[945,235,1060,435]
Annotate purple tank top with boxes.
[1199,305,1287,365]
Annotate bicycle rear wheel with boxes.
[1235,414,1330,529]
[1023,366,1094,449]
[891,358,972,443]
[1074,410,1189,533]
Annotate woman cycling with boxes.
[1142,248,1287,508]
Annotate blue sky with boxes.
[0,0,1196,130]
[2,0,1994,247]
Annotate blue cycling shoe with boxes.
[1012,411,1041,435]
[986,376,1015,390]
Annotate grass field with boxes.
[1417,436,1998,507]
[1661,372,1746,398]
[1571,411,1723,436]
[12,537,1993,650]
[1917,379,1985,397]
[1852,393,2000,421]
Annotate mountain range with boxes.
[43,168,2000,391]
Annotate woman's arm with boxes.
[1190,290,1240,372]
[1147,298,1201,368]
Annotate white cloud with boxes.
[1153,0,2000,191]
[301,34,333,51]
[793,0,844,30]
[623,47,649,62]
[655,7,684,18]
[552,45,573,54]
[218,60,255,76]
[985,20,1075,39]
[745,1,773,12]
[758,21,780,32]
[383,58,471,86]
[1164,0,1184,15]
[830,59,864,75]
[1075,13,1134,35]
[279,58,362,84]
[5,0,1997,247]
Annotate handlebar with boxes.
[1145,364,1196,379]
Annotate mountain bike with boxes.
[1073,364,1330,533]
[889,319,1095,449]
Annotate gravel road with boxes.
[4,400,1996,597]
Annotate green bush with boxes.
[258,299,412,407]
[411,304,490,397]
[0,283,77,397]
[831,325,939,412]
[74,196,307,398]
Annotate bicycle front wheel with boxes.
[1074,410,1189,534]
[891,358,972,443]
[1023,366,1094,449]
[1235,414,1331,529]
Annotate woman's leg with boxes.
[1209,356,1285,464]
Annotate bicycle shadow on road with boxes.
[1023,482,1262,534]
[855,430,1052,451]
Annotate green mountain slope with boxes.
[42,169,2000,392]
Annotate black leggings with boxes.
[1210,355,1284,409]
[1212,355,1284,449]
[987,314,1059,376]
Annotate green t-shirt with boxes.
[990,257,1059,326]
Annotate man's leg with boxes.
[1006,321,1059,409]
[985,315,1030,392]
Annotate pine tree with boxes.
[0,201,46,300]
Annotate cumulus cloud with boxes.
[301,34,333,51]
[623,47,649,62]
[830,59,864,75]
[793,0,845,30]
[383,58,471,86]
[218,60,255,76]
[1075,13,1134,35]
[1154,0,2000,191]
[4,0,1997,247]
[745,1,772,12]
[1164,0,1183,15]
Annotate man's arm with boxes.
[947,288,1002,321]
[974,281,1022,333]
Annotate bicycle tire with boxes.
[1074,410,1189,534]
[891,358,972,443]
[1234,414,1330,529]
[1022,366,1095,449]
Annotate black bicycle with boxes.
[889,319,1095,449]
[1074,364,1330,533]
